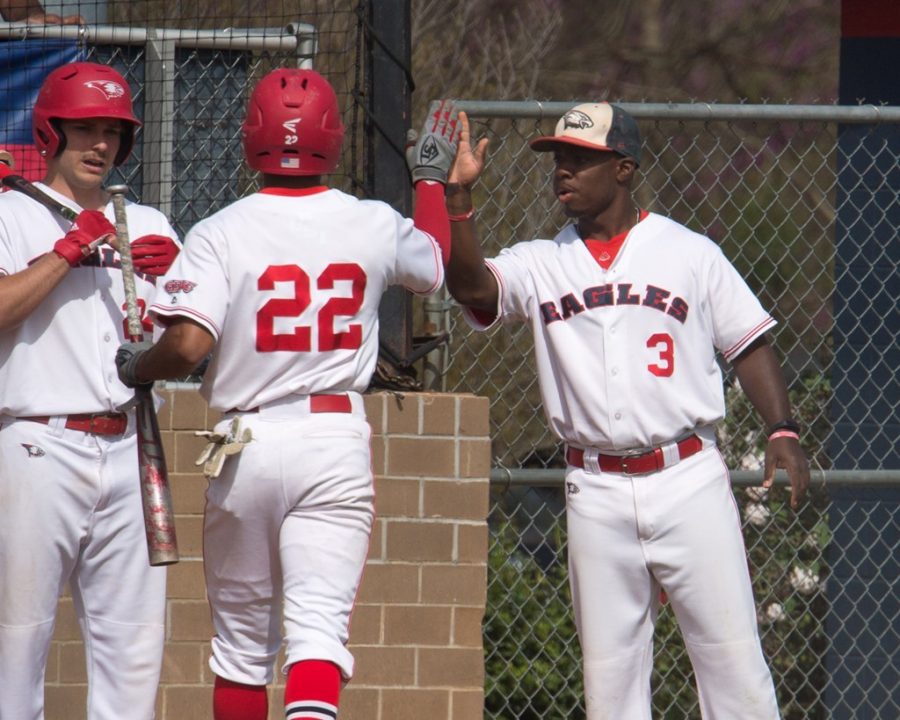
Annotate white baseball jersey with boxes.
[464,212,775,450]
[0,186,175,720]
[0,184,178,415]
[149,187,443,411]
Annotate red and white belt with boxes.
[566,434,703,475]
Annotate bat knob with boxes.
[105,184,130,195]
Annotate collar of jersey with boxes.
[583,209,648,269]
[259,186,329,197]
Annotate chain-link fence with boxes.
[1,3,369,236]
[487,473,899,720]
[437,102,899,718]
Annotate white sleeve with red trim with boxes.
[705,244,776,361]
[392,210,444,296]
[148,220,227,340]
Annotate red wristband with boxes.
[447,207,475,222]
[768,430,800,442]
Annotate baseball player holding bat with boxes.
[441,104,810,718]
[0,61,180,720]
[114,68,448,720]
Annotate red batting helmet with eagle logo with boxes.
[32,62,141,166]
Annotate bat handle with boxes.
[107,185,144,341]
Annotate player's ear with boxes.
[616,156,637,183]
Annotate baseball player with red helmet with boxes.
[0,61,180,719]
[442,104,810,718]
[114,68,447,720]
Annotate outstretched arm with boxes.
[731,335,810,509]
[444,111,497,313]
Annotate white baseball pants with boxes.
[565,445,780,720]
[0,417,167,720]
[203,401,374,687]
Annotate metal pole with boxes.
[368,0,414,365]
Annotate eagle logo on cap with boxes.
[562,110,594,130]
[84,80,126,100]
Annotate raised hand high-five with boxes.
[448,110,489,190]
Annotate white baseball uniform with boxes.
[148,186,443,685]
[0,184,177,720]
[464,211,781,719]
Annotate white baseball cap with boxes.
[530,102,641,166]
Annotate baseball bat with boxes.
[107,184,179,566]
[0,162,78,222]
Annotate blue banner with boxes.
[0,40,83,178]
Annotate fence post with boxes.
[826,4,900,716]
[367,0,414,364]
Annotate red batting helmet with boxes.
[241,68,344,176]
[32,62,141,166]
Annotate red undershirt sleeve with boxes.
[412,180,450,265]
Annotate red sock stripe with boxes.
[285,660,341,718]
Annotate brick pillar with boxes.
[44,389,490,720]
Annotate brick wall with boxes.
[43,389,491,720]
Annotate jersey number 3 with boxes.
[647,332,674,377]
[256,263,366,352]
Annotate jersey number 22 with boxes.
[256,263,366,352]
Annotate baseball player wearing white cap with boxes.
[442,104,810,718]
[114,68,448,720]
[0,61,180,720]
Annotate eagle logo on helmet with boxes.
[83,80,126,100]
[562,110,594,130]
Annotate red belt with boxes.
[566,434,703,475]
[22,412,128,436]
[235,393,353,415]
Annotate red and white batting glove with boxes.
[53,209,115,267]
[405,99,460,185]
[130,234,180,276]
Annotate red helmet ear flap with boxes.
[32,62,141,166]
[241,68,344,176]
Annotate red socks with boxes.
[213,676,268,720]
[284,660,341,719]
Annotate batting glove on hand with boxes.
[116,340,154,390]
[405,99,460,185]
[131,234,180,276]
[53,210,115,267]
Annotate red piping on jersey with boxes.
[151,304,221,340]
[259,186,329,197]
[722,317,776,361]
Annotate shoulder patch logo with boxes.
[22,443,45,457]
[164,279,196,294]
[566,481,580,495]
[562,110,593,130]
[83,80,126,100]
